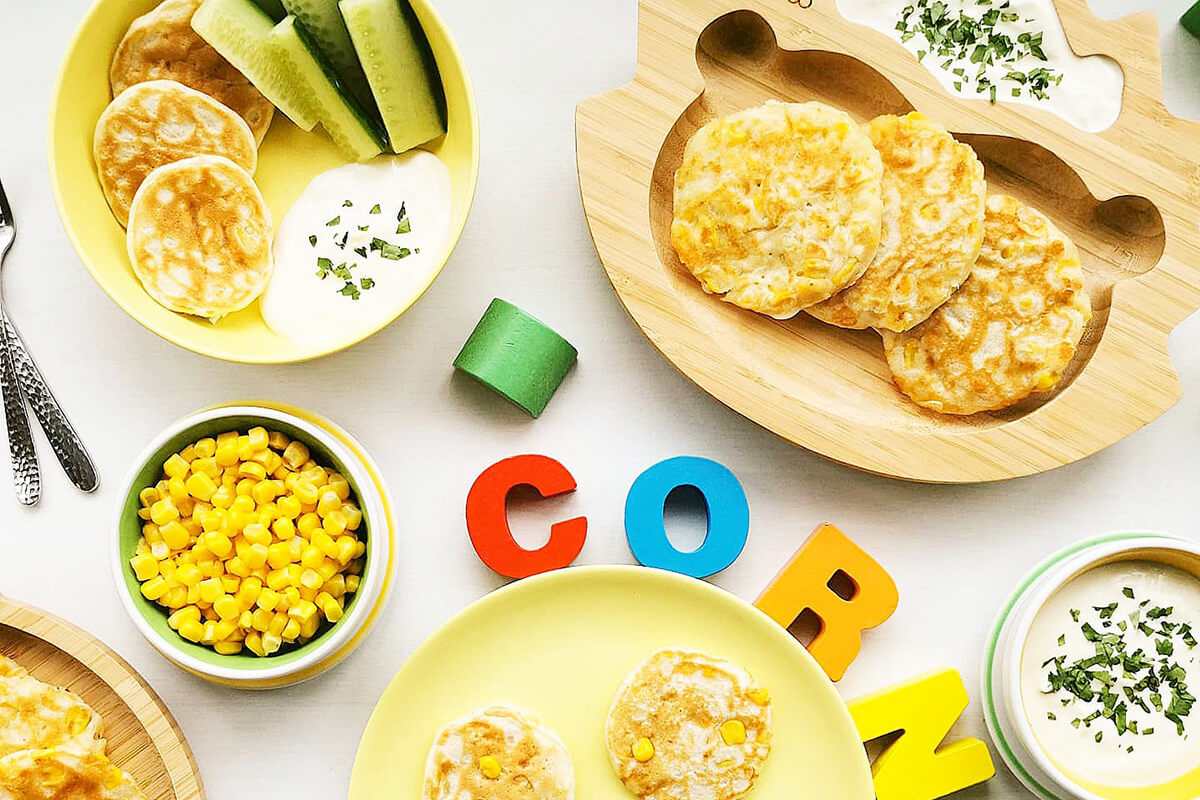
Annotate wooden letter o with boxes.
[624,456,749,578]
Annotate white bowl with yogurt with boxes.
[984,533,1200,800]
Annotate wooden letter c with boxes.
[466,455,587,579]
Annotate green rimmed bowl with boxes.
[112,403,393,688]
[982,532,1200,800]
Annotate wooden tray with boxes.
[0,596,204,799]
[576,0,1200,483]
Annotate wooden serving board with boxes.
[0,596,204,799]
[576,0,1200,483]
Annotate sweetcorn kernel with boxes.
[479,756,501,779]
[178,620,205,642]
[632,737,655,762]
[247,427,269,452]
[163,454,189,480]
[149,499,179,527]
[282,441,309,469]
[130,554,158,581]
[719,719,746,745]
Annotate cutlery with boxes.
[0,178,97,501]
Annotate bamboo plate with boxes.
[0,596,204,799]
[576,0,1200,483]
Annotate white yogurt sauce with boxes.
[1020,561,1200,789]
[262,151,452,348]
[835,0,1124,132]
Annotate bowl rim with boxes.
[110,404,390,682]
[982,531,1200,800]
[47,0,481,365]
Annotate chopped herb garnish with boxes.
[360,277,375,290]
[339,281,361,300]
[893,0,1062,103]
[358,225,370,231]
[370,237,411,260]
[396,217,411,235]
[308,235,317,247]
[343,200,353,207]
[326,216,340,227]
[1041,585,1196,747]
[369,204,381,214]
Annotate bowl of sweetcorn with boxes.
[112,402,394,689]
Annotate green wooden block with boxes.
[1184,1,1200,38]
[453,299,578,417]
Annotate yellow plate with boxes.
[49,0,479,364]
[349,566,873,799]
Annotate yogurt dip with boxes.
[262,151,452,347]
[1020,560,1200,792]
[835,0,1123,132]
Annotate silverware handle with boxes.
[2,318,97,493]
[0,314,38,505]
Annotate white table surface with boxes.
[1,0,1199,797]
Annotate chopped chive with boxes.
[894,0,1061,100]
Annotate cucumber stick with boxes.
[192,0,318,130]
[280,0,376,114]
[250,0,287,20]
[268,16,386,161]
[340,0,446,153]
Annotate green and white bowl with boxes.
[982,532,1200,800]
[112,403,395,689]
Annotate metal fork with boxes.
[0,179,97,504]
